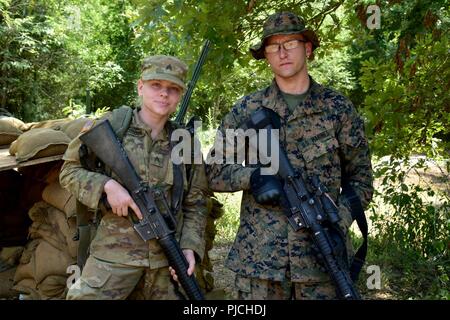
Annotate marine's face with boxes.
[264,33,312,80]
[138,79,182,118]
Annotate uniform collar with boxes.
[132,108,168,143]
[262,76,327,119]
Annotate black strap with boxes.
[171,162,184,214]
[341,182,368,282]
[74,201,93,270]
[167,122,184,214]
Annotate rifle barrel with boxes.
[175,39,211,125]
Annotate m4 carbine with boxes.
[79,120,204,300]
[243,107,361,300]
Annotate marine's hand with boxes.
[103,179,143,219]
[250,168,283,205]
[169,249,196,282]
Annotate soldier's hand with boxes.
[103,179,143,220]
[169,249,196,282]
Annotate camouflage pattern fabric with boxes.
[67,256,178,300]
[141,55,187,90]
[60,108,208,298]
[194,195,224,292]
[235,274,337,300]
[207,77,374,285]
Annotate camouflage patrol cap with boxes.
[141,55,188,90]
[250,12,320,60]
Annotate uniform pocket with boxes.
[302,134,339,164]
[81,259,112,289]
[148,148,171,186]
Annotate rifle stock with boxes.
[79,120,204,300]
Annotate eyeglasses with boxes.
[264,39,308,54]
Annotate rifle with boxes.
[174,39,211,181]
[79,120,204,300]
[242,108,361,300]
[175,39,211,126]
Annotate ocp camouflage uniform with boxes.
[60,108,208,300]
[207,78,373,299]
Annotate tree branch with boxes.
[247,0,256,13]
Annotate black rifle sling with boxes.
[167,121,184,214]
[74,201,93,270]
[341,181,368,282]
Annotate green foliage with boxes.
[132,0,351,125]
[1,0,449,299]
[1,0,69,120]
[360,34,449,158]
[364,235,449,299]
[213,191,242,245]
[1,0,140,121]
[345,0,450,158]
[370,157,449,258]
[364,156,450,299]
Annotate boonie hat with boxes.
[250,12,320,60]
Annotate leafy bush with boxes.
[365,156,449,299]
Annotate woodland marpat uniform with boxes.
[207,77,373,288]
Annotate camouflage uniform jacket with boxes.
[207,77,373,282]
[60,108,208,269]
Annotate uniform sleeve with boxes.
[337,101,374,209]
[59,132,111,210]
[206,106,257,192]
[178,161,209,261]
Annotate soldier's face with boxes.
[138,79,182,119]
[264,34,312,80]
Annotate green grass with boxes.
[212,191,242,245]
